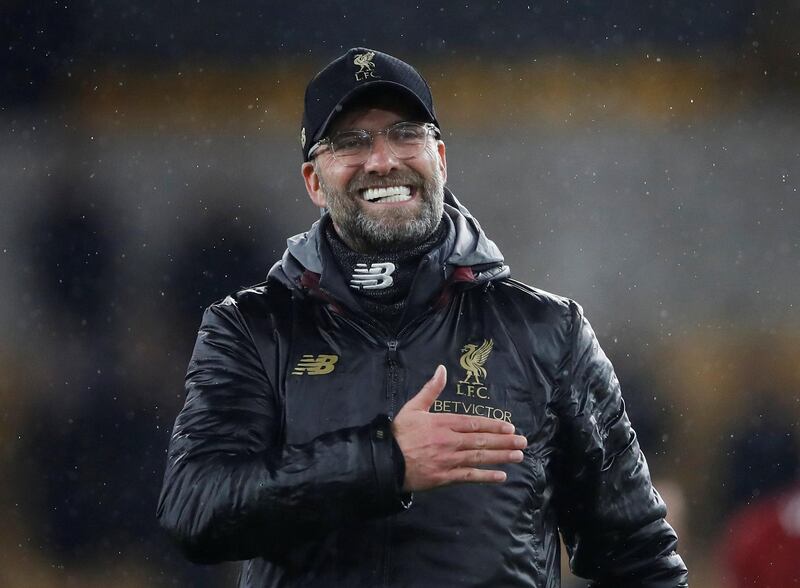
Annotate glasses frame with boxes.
[308,121,441,166]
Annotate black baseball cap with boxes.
[300,47,440,161]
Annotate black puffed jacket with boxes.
[158,191,688,587]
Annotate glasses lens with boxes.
[331,131,371,164]
[388,123,428,158]
[327,123,431,166]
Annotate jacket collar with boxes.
[270,188,509,320]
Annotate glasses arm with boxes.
[307,139,330,159]
[422,123,441,139]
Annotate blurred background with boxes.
[2,1,799,586]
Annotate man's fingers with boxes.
[444,414,516,435]
[447,468,508,484]
[450,449,524,467]
[440,449,525,469]
[404,365,447,411]
[456,433,528,451]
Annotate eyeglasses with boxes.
[308,121,440,167]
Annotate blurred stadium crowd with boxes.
[2,2,799,586]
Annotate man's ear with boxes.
[302,161,327,208]
[436,140,447,184]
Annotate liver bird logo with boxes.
[459,339,494,385]
[353,51,376,74]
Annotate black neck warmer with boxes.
[324,217,448,331]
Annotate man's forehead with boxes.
[329,105,414,133]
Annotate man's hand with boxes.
[391,365,527,492]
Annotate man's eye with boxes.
[393,127,425,142]
[334,134,368,151]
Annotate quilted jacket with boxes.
[157,190,688,587]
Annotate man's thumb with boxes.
[407,365,447,411]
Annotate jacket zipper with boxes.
[329,310,438,588]
[385,339,399,415]
[383,338,399,588]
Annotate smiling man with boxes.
[304,96,446,253]
[158,48,689,587]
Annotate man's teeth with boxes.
[362,186,412,202]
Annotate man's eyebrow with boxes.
[331,120,416,134]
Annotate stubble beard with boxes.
[320,165,445,253]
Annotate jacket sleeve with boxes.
[156,297,406,564]
[552,301,689,587]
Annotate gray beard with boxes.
[320,166,445,253]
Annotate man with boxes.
[158,47,689,587]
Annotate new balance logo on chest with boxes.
[350,262,396,290]
[292,354,339,375]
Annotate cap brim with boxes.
[312,80,437,146]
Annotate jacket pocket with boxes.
[524,453,547,539]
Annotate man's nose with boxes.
[362,135,399,174]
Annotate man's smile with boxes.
[360,185,415,204]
